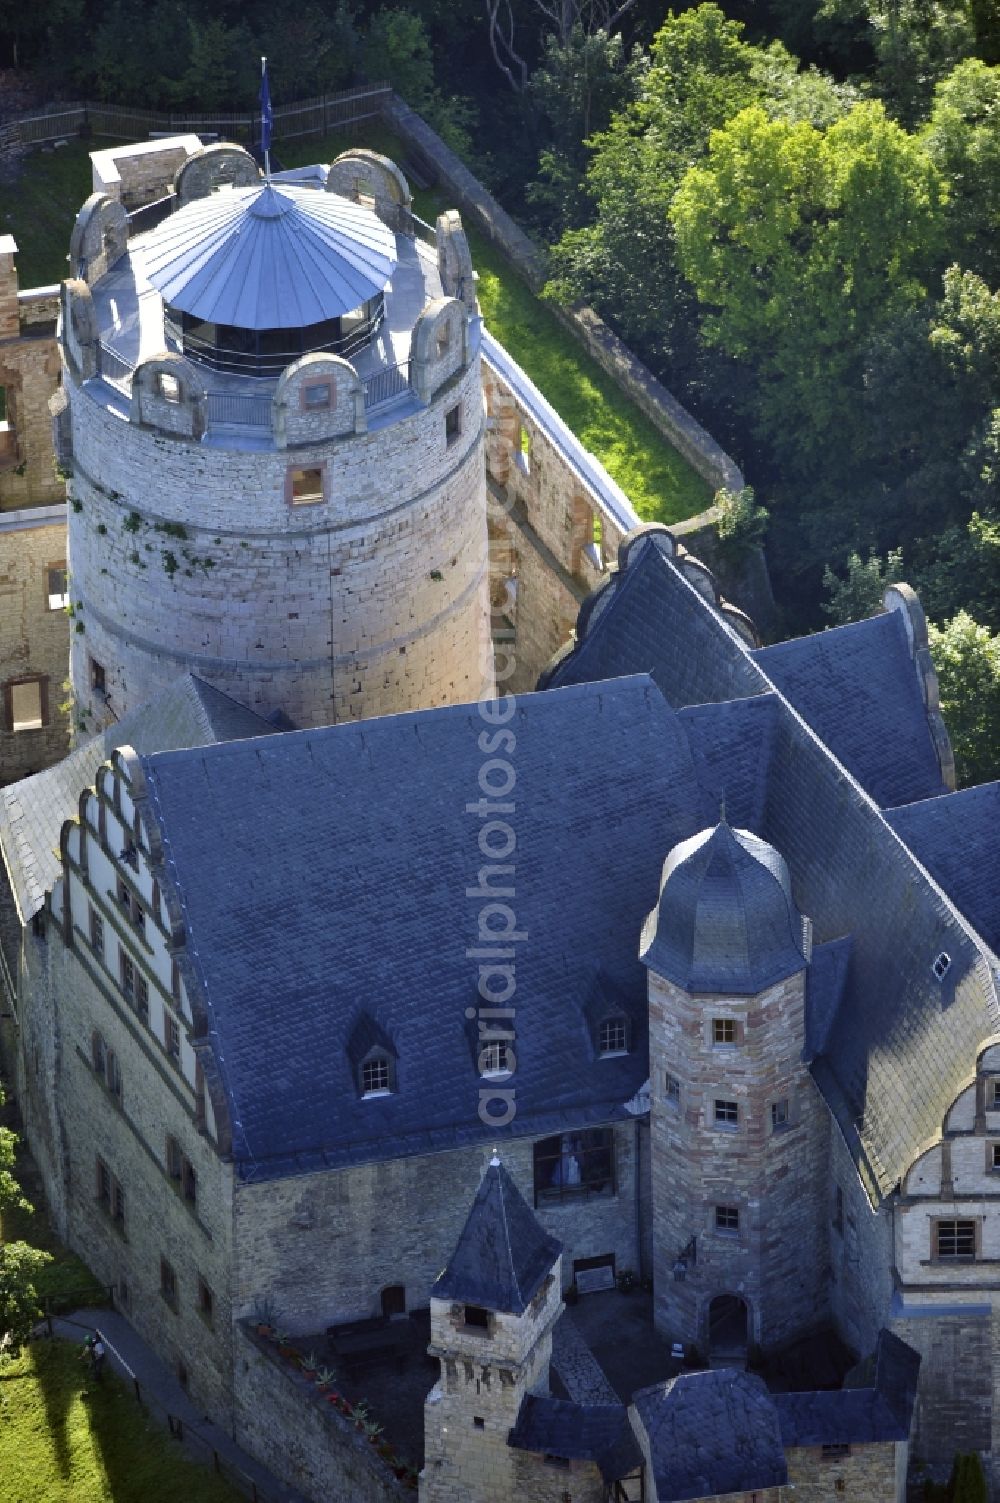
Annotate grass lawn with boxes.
[282,129,713,525]
[0,1340,242,1503]
[0,138,121,288]
[4,125,713,523]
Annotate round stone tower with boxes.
[56,147,492,731]
[640,820,828,1358]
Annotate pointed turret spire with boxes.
[431,1156,561,1315]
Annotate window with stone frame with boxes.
[991,1143,1000,1173]
[164,1012,181,1065]
[933,1218,977,1259]
[463,1304,490,1332]
[45,562,69,611]
[197,1276,214,1327]
[119,946,135,1003]
[715,1204,740,1234]
[664,1072,681,1108]
[770,1098,790,1131]
[302,380,333,411]
[991,1079,1000,1110]
[445,403,461,445]
[160,1256,178,1309]
[714,1098,739,1127]
[90,658,106,695]
[598,1016,629,1056]
[89,906,104,957]
[91,1031,106,1080]
[287,465,325,506]
[135,971,149,1024]
[5,677,47,732]
[821,1444,851,1460]
[533,1128,614,1205]
[166,1134,197,1206]
[712,1017,738,1045]
[96,1156,125,1230]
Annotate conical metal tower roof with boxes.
[138,182,398,330]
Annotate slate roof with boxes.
[775,1330,920,1447]
[752,612,946,809]
[430,1157,561,1314]
[641,823,805,995]
[508,1396,641,1481]
[139,181,397,328]
[141,676,709,1179]
[632,1369,788,1502]
[0,676,277,923]
[544,533,947,813]
[804,937,853,1060]
[887,784,1000,957]
[537,538,999,1198]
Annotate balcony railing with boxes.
[94,343,412,427]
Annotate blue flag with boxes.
[260,57,273,157]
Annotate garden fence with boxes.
[0,82,391,158]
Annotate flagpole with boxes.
[260,56,272,182]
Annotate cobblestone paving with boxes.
[551,1306,619,1404]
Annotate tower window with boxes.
[664,1072,681,1107]
[46,563,68,611]
[164,1013,181,1064]
[463,1304,489,1331]
[771,1098,790,1131]
[821,1444,851,1460]
[715,1204,740,1234]
[158,373,181,403]
[712,1018,737,1045]
[361,1055,391,1096]
[598,1017,628,1056]
[435,324,451,359]
[287,466,325,506]
[303,381,332,410]
[714,1098,739,1127]
[445,404,461,445]
[90,658,106,695]
[473,1416,485,1429]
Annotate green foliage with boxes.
[821,548,904,623]
[913,510,1000,629]
[715,486,769,559]
[671,101,946,473]
[122,512,142,534]
[820,0,977,121]
[925,60,1000,283]
[950,1451,989,1502]
[0,1083,51,1354]
[928,613,1000,784]
[364,9,433,107]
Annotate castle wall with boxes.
[64,354,491,730]
[231,1124,640,1333]
[784,1441,906,1503]
[647,967,830,1353]
[827,1129,895,1359]
[233,1325,406,1503]
[0,508,71,779]
[36,764,235,1421]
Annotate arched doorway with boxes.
[708,1294,749,1361]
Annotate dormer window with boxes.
[361,1054,392,1097]
[463,1304,490,1332]
[598,1016,628,1057]
[480,1039,512,1077]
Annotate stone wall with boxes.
[234,1325,406,1503]
[646,963,831,1354]
[827,1128,895,1363]
[31,760,237,1421]
[784,1440,906,1502]
[63,351,492,730]
[231,1125,641,1334]
[0,508,71,780]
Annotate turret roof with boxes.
[140,181,397,330]
[640,821,805,995]
[430,1157,561,1316]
